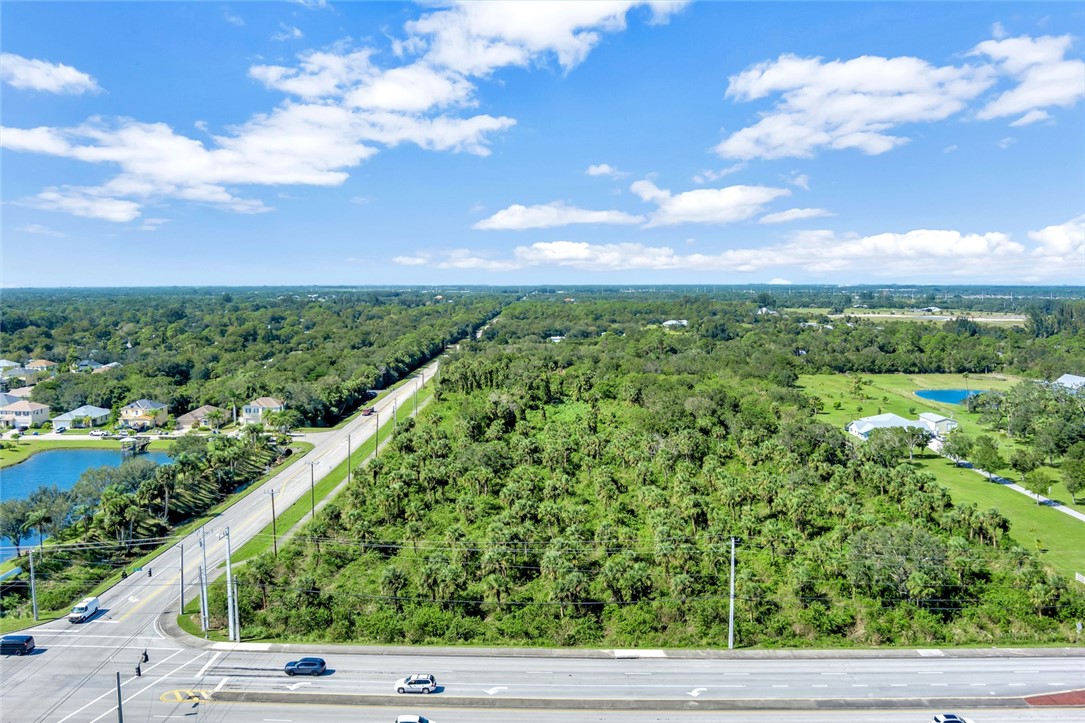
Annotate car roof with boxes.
[2,635,33,641]
[298,657,324,662]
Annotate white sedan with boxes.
[395,716,433,723]
[394,674,437,694]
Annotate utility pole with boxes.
[198,526,209,632]
[220,527,236,642]
[727,536,736,650]
[178,543,184,614]
[29,549,38,621]
[115,671,124,723]
[266,489,278,556]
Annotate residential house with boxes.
[52,404,111,429]
[26,359,58,373]
[71,359,104,373]
[662,319,689,328]
[0,359,19,370]
[0,400,51,429]
[176,404,224,431]
[0,393,20,407]
[917,412,958,438]
[5,386,34,399]
[92,362,122,373]
[241,397,284,425]
[1053,373,1085,392]
[846,413,923,440]
[120,399,168,429]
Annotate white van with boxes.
[69,596,100,623]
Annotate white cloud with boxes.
[224,11,244,27]
[768,277,791,284]
[19,224,65,238]
[250,49,375,100]
[587,163,627,178]
[692,163,745,184]
[272,24,304,42]
[717,52,994,160]
[997,137,1015,149]
[759,207,833,224]
[0,53,100,94]
[786,172,809,190]
[944,144,958,153]
[1028,214,1084,275]
[139,218,169,232]
[971,34,1085,123]
[632,179,791,226]
[405,1,688,76]
[30,188,142,222]
[396,226,1035,279]
[345,64,474,112]
[473,201,644,230]
[292,0,328,9]
[992,22,1008,40]
[1009,109,1050,126]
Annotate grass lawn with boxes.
[802,373,1085,578]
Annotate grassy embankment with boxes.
[800,372,1085,579]
[177,383,432,641]
[0,442,313,634]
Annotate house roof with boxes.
[177,404,222,423]
[0,359,19,368]
[918,412,952,423]
[0,393,20,407]
[92,362,122,373]
[848,413,921,436]
[27,359,57,367]
[55,405,111,421]
[247,397,284,408]
[123,399,166,411]
[1054,373,1085,390]
[1,400,50,412]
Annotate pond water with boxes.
[914,389,984,405]
[1,448,172,559]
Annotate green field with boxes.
[801,373,1085,579]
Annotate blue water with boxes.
[915,389,984,405]
[1,449,171,559]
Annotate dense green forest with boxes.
[2,288,510,426]
[229,297,1085,648]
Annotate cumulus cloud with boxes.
[4,3,677,223]
[272,24,304,42]
[716,52,994,159]
[29,187,143,223]
[759,207,833,224]
[1029,214,1084,267]
[1,53,100,94]
[691,163,745,184]
[473,201,644,230]
[631,179,790,226]
[395,225,1042,280]
[971,34,1085,123]
[587,163,627,178]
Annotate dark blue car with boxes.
[284,657,326,676]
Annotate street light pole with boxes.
[220,527,236,642]
[266,489,278,556]
[198,526,209,632]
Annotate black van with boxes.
[0,634,36,655]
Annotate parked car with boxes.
[394,674,437,694]
[284,657,326,676]
[0,635,36,655]
[395,716,433,723]
[55,427,67,433]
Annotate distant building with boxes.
[0,400,51,429]
[548,336,565,343]
[71,359,104,373]
[1053,373,1085,392]
[177,404,224,431]
[92,362,122,373]
[26,360,58,372]
[53,405,111,428]
[120,399,168,429]
[917,412,958,438]
[846,413,923,440]
[241,397,285,425]
[662,319,688,328]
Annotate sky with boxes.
[2,1,1083,287]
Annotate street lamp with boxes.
[265,489,278,556]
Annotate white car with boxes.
[395,716,433,723]
[394,674,437,694]
[932,715,974,723]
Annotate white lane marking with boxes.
[719,684,745,688]
[215,677,229,692]
[58,649,200,723]
[98,620,121,624]
[286,682,311,691]
[687,688,707,697]
[263,719,292,722]
[485,686,508,695]
[890,683,908,687]
[811,684,828,688]
[1009,683,1027,686]
[917,671,944,675]
[195,651,221,679]
[771,684,788,688]
[850,684,868,688]
[128,596,140,602]
[931,683,949,687]
[970,682,987,686]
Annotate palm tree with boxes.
[22,508,51,557]
[204,408,225,430]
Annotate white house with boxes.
[917,412,958,438]
[26,359,58,373]
[662,319,689,328]
[1053,373,1085,392]
[241,397,285,425]
[0,400,51,429]
[846,413,923,440]
[71,359,104,373]
[53,404,112,428]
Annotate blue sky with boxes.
[2,1,1083,287]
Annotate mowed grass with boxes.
[801,373,1085,578]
